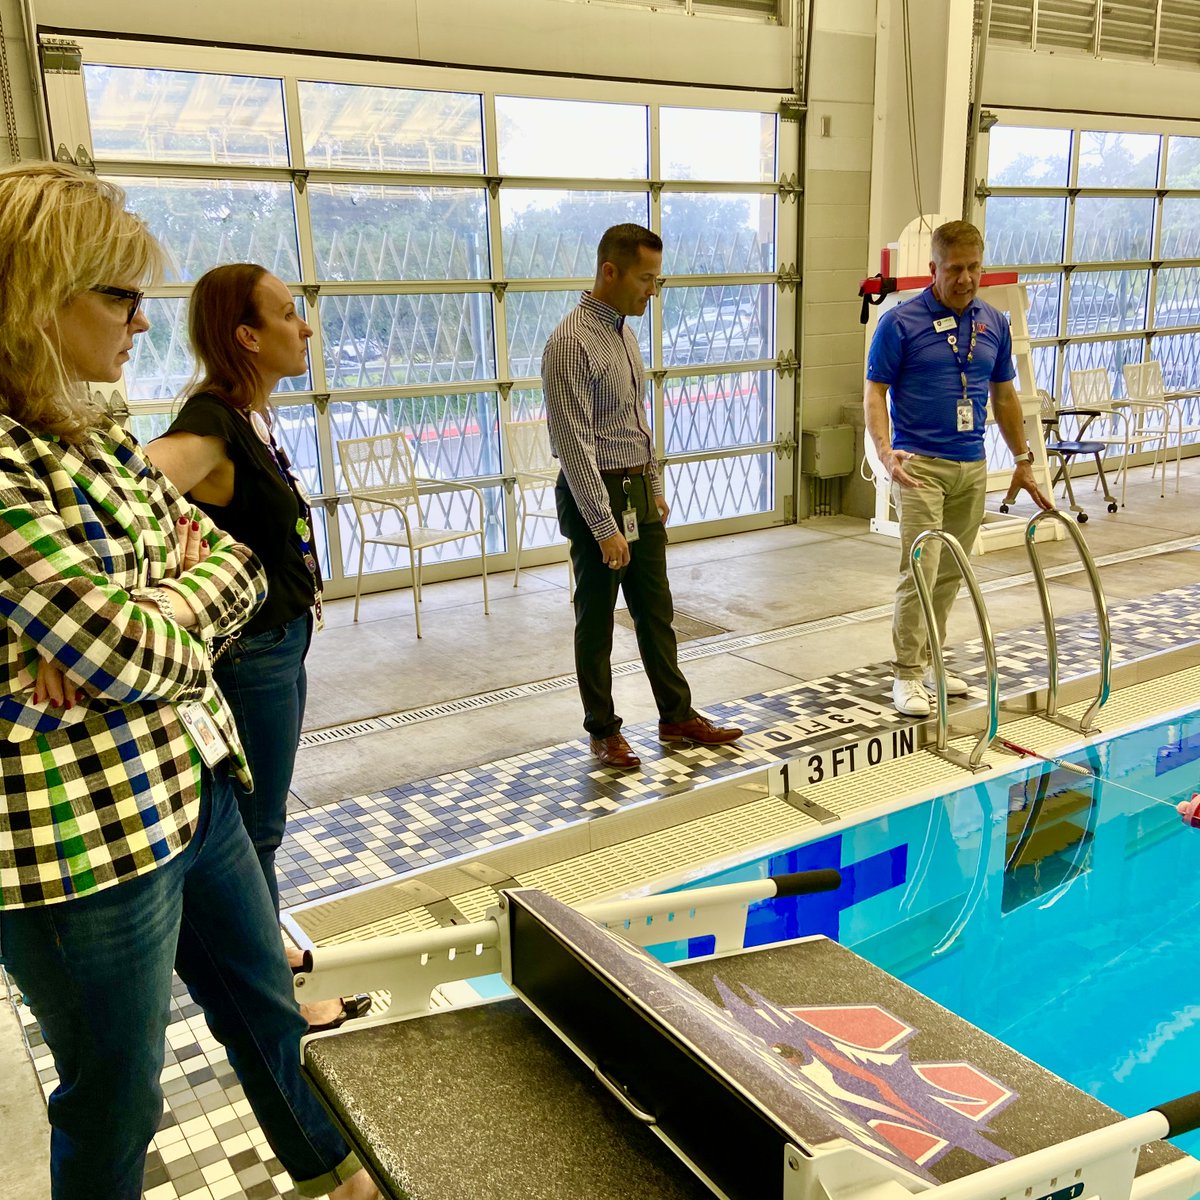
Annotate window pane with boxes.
[500,191,649,278]
[503,388,565,551]
[128,298,311,401]
[661,194,775,274]
[337,483,504,573]
[1154,268,1200,328]
[664,452,774,525]
[309,184,489,281]
[1155,333,1200,393]
[664,370,774,454]
[662,284,772,367]
[1032,344,1057,397]
[496,97,646,178]
[506,290,650,379]
[84,65,288,166]
[1160,198,1200,260]
[273,403,322,499]
[298,82,483,173]
[510,387,546,422]
[114,178,299,283]
[128,411,172,446]
[332,395,504,569]
[987,126,1071,186]
[985,198,1066,265]
[321,294,496,389]
[1077,131,1160,188]
[1066,270,1148,335]
[660,108,776,182]
[330,394,501,480]
[1072,197,1154,261]
[1023,274,1062,338]
[1166,136,1200,187]
[1063,339,1144,401]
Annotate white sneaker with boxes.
[923,669,969,696]
[892,678,931,716]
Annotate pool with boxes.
[676,707,1200,1158]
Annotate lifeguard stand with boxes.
[860,214,1059,553]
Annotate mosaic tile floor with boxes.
[8,580,1200,1198]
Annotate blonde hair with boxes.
[0,163,164,442]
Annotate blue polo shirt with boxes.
[866,287,1015,462]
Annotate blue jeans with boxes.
[0,768,359,1200]
[215,612,311,912]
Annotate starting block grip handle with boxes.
[1151,1091,1200,1138]
[769,869,842,897]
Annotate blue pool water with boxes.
[680,708,1200,1158]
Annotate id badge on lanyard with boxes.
[621,474,639,542]
[939,314,978,434]
[178,701,230,768]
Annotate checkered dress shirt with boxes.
[0,416,267,908]
[542,292,661,541]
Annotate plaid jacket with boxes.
[0,415,267,909]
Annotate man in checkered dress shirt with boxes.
[543,224,743,769]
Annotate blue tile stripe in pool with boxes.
[274,582,1200,911]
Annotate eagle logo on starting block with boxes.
[713,980,1018,1180]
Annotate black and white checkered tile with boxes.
[8,580,1200,1198]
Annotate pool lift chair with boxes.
[293,873,1200,1200]
[998,389,1119,523]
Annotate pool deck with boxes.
[6,461,1200,1200]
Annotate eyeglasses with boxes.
[90,285,144,325]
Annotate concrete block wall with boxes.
[799,0,876,517]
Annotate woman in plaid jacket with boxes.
[0,165,379,1199]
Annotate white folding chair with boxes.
[338,431,490,637]
[1122,360,1200,494]
[503,418,573,599]
[1067,367,1167,506]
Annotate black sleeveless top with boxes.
[166,392,315,637]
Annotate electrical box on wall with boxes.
[800,425,855,478]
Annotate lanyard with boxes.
[945,315,978,406]
[249,411,324,621]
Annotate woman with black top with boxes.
[148,263,369,1031]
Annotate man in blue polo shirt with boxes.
[864,220,1051,716]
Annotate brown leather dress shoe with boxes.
[658,715,743,745]
[589,733,641,769]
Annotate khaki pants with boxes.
[892,455,988,680]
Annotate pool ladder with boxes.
[911,509,1112,773]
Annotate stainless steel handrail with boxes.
[910,530,999,772]
[1023,510,1112,734]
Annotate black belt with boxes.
[599,464,648,476]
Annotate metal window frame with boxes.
[42,33,800,597]
[980,105,1200,411]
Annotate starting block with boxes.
[296,873,1200,1200]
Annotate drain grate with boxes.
[296,534,1200,751]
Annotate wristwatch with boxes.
[1012,449,1034,465]
[144,586,176,623]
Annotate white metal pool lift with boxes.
[294,873,1200,1200]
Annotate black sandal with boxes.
[291,956,373,1032]
[305,993,373,1034]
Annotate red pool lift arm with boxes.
[857,271,1019,324]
